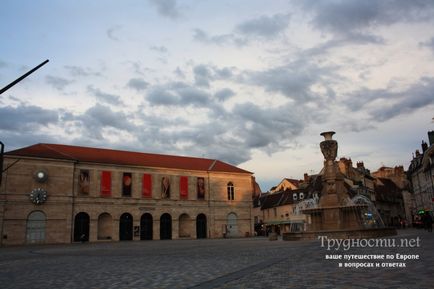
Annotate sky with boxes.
[1,0,434,191]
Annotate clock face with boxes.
[29,188,48,204]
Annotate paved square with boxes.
[0,229,433,289]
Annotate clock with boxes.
[29,188,48,204]
[34,169,48,183]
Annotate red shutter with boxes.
[142,174,152,198]
[180,176,188,199]
[101,171,111,196]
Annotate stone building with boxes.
[0,143,255,246]
[407,131,434,217]
[338,158,406,227]
[372,166,412,225]
[253,190,306,236]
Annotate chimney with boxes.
[428,130,434,146]
[394,166,404,176]
[357,161,365,169]
[422,141,428,153]
[304,173,309,183]
[415,150,420,157]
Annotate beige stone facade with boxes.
[0,144,255,246]
[408,136,434,215]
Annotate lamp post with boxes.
[0,59,49,95]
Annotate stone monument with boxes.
[283,131,397,240]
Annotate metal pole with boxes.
[0,59,49,95]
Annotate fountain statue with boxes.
[283,132,397,240]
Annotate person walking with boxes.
[425,212,433,232]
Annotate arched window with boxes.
[227,182,234,200]
[178,213,191,238]
[226,212,238,237]
[26,211,46,244]
[140,213,153,240]
[196,214,207,239]
[97,213,113,240]
[74,212,90,242]
[160,213,172,240]
[119,213,133,241]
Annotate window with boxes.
[180,176,188,199]
[26,211,46,244]
[100,171,111,196]
[122,172,132,197]
[227,182,234,200]
[197,177,205,199]
[142,174,152,198]
[78,170,90,194]
[161,176,171,199]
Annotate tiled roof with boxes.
[5,143,252,174]
[260,189,306,209]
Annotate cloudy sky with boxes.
[1,0,434,191]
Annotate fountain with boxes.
[283,132,397,240]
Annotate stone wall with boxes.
[0,156,253,245]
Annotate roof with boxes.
[269,178,302,193]
[5,143,252,174]
[259,189,306,209]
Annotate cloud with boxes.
[0,104,59,131]
[150,45,168,53]
[214,88,235,102]
[246,61,336,104]
[232,102,305,150]
[369,77,434,121]
[76,104,134,139]
[192,64,236,88]
[192,29,247,46]
[344,87,393,112]
[193,65,212,88]
[87,85,122,105]
[147,86,179,106]
[0,60,7,69]
[64,65,101,77]
[297,0,434,43]
[193,13,291,46]
[419,37,434,51]
[235,13,290,38]
[126,78,149,91]
[45,75,73,91]
[107,25,122,41]
[146,82,211,107]
[148,0,181,19]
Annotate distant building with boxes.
[252,174,322,236]
[0,143,256,246]
[372,166,412,225]
[269,178,303,193]
[407,131,434,217]
[338,158,406,227]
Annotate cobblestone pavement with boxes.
[0,229,432,289]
